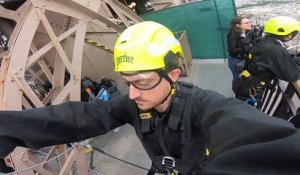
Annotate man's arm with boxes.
[268,48,300,82]
[0,95,132,158]
[193,90,300,174]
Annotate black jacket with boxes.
[247,36,300,82]
[227,30,259,59]
[1,82,300,174]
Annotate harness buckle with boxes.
[162,156,177,175]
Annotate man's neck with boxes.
[154,94,172,112]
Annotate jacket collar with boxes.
[264,36,284,47]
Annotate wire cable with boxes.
[3,142,150,174]
[5,144,77,175]
[88,144,149,171]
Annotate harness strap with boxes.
[141,118,151,134]
[156,117,176,174]
[168,82,193,132]
[141,82,197,174]
[168,98,185,132]
[151,156,181,174]
[139,82,193,134]
[157,117,170,154]
[150,155,208,175]
[154,82,194,174]
[139,112,153,134]
[240,70,263,96]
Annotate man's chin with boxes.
[136,103,152,111]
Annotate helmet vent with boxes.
[277,28,285,32]
[120,40,127,44]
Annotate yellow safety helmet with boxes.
[114,21,183,72]
[264,16,300,36]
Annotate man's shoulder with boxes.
[191,88,226,105]
[227,30,239,38]
[251,37,282,54]
[178,81,224,96]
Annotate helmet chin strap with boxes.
[154,69,176,108]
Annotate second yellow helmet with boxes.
[264,16,300,36]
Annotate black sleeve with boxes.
[249,30,260,41]
[293,56,300,66]
[227,32,245,56]
[0,95,133,158]
[293,56,300,67]
[268,47,300,81]
[193,90,300,174]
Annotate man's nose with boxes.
[128,85,141,100]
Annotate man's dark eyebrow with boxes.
[128,79,148,84]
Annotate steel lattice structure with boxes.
[0,0,192,174]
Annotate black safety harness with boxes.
[139,81,193,134]
[236,41,279,109]
[139,81,205,175]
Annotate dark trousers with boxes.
[228,56,245,86]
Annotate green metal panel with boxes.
[141,0,236,59]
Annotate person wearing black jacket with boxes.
[1,21,300,175]
[247,16,300,83]
[233,16,300,103]
[227,16,259,87]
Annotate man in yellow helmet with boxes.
[1,21,300,174]
[233,16,300,106]
[247,16,300,83]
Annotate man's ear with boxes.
[168,69,181,82]
[282,35,293,42]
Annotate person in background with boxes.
[1,21,300,175]
[233,16,300,108]
[227,16,259,90]
[253,24,264,36]
[246,16,300,83]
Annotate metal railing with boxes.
[261,80,299,118]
